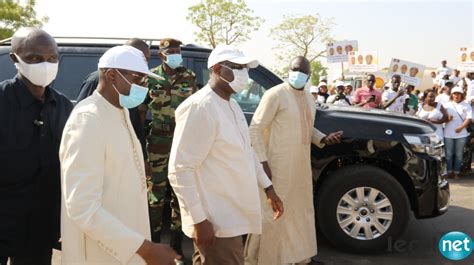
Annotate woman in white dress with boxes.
[417,89,448,141]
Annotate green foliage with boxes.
[0,0,48,40]
[187,0,264,48]
[270,14,334,79]
[310,60,327,85]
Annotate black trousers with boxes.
[0,249,52,265]
[461,133,473,172]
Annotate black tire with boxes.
[315,165,410,253]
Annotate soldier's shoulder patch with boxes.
[150,66,160,73]
[183,68,196,77]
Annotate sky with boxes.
[32,0,473,80]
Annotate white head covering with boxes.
[207,45,258,69]
[98,45,163,80]
[451,86,464,94]
[310,86,318,93]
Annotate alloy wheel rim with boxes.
[336,187,393,240]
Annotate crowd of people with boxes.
[0,26,471,265]
[311,60,474,180]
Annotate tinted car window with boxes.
[148,57,162,69]
[0,49,18,81]
[194,59,209,88]
[231,79,267,113]
[53,54,100,99]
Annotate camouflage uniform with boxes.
[146,57,197,238]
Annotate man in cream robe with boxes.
[60,46,177,264]
[245,56,342,265]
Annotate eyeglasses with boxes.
[127,72,147,84]
[220,63,248,70]
[117,70,147,84]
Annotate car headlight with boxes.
[403,133,444,156]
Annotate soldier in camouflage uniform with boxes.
[142,38,197,256]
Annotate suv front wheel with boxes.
[315,165,410,253]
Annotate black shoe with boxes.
[170,229,184,256]
[310,257,325,265]
[151,230,161,243]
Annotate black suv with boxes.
[0,38,449,253]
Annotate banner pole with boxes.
[341,61,344,78]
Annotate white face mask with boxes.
[219,64,249,93]
[14,54,59,87]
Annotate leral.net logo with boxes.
[438,231,473,261]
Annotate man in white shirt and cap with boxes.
[449,69,462,86]
[344,83,354,103]
[437,60,453,79]
[245,56,343,265]
[459,72,474,102]
[437,73,450,89]
[60,45,178,264]
[327,81,351,106]
[316,82,329,104]
[310,85,318,101]
[382,75,409,113]
[168,45,284,265]
[435,81,454,106]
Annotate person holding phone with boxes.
[327,82,351,106]
[353,74,382,109]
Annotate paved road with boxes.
[52,175,474,265]
[316,175,474,265]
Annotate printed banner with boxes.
[326,40,358,63]
[458,47,474,72]
[387,58,425,86]
[348,51,378,72]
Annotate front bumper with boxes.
[413,155,450,218]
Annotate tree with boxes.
[0,0,48,40]
[270,14,334,79]
[187,0,264,48]
[310,60,328,85]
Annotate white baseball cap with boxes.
[451,86,464,94]
[207,44,258,69]
[98,45,163,80]
[310,86,318,93]
[335,81,345,87]
[318,82,328,88]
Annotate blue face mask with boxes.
[165,54,183,69]
[113,70,149,109]
[288,71,309,89]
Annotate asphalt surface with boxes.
[51,173,474,265]
[315,175,474,265]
